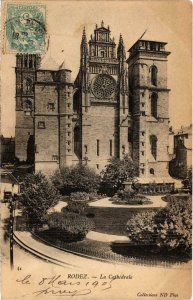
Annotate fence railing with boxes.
[34,231,188,269]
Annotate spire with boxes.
[101,20,104,27]
[81,27,88,55]
[81,27,87,44]
[119,34,123,45]
[117,33,126,60]
[80,27,88,67]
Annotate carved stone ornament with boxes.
[99,65,109,74]
[92,74,116,99]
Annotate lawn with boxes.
[86,206,159,236]
[36,231,190,266]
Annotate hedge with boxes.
[45,211,95,242]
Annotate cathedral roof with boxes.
[39,55,71,72]
[59,60,66,70]
[59,59,71,71]
[39,55,59,71]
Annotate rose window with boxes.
[92,74,116,99]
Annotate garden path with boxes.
[86,231,129,242]
[49,196,167,242]
[47,200,67,213]
[48,200,130,242]
[89,195,167,208]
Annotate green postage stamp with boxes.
[4,3,46,53]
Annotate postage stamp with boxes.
[4,3,46,53]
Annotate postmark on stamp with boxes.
[4,3,46,53]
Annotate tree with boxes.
[51,164,100,194]
[100,155,138,195]
[155,196,192,254]
[18,173,60,226]
[127,196,192,256]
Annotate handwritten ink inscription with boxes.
[16,273,133,297]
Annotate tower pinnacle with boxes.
[80,27,88,67]
[117,34,126,60]
[81,27,87,44]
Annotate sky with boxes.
[1,0,192,137]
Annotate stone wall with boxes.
[34,73,59,174]
[81,102,119,172]
[127,41,171,180]
[15,112,34,161]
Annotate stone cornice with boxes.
[127,50,170,62]
[35,82,74,87]
[133,86,171,92]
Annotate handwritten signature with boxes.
[16,274,116,297]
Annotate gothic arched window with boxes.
[25,100,32,110]
[74,126,81,157]
[73,90,80,112]
[150,135,157,160]
[24,100,32,116]
[25,78,33,94]
[150,65,157,86]
[151,92,158,118]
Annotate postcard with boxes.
[1,0,192,299]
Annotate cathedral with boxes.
[15,21,172,185]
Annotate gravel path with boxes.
[89,195,167,208]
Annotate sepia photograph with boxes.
[1,0,192,299]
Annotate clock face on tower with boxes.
[92,74,116,99]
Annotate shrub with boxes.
[69,191,104,202]
[114,190,152,205]
[45,211,95,241]
[126,197,152,205]
[52,164,100,194]
[117,189,135,199]
[70,192,89,202]
[109,195,120,202]
[88,191,104,201]
[18,172,59,226]
[66,201,88,215]
[127,196,192,255]
[127,211,157,244]
[162,194,190,203]
[155,196,192,254]
[100,155,137,196]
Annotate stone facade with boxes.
[15,22,173,182]
[169,124,192,179]
[74,23,130,172]
[15,54,41,163]
[34,67,74,175]
[127,40,171,183]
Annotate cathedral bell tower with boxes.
[74,21,130,172]
[127,39,171,182]
[15,53,41,163]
